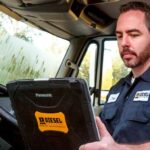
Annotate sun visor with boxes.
[22,0,61,5]
[79,0,120,5]
[0,0,78,21]
[79,5,114,32]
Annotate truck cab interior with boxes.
[0,0,149,149]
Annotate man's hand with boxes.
[79,117,150,150]
[79,117,120,150]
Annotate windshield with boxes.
[0,12,70,85]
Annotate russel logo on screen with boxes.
[35,93,53,98]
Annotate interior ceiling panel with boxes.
[12,4,73,21]
[22,0,60,5]
[29,19,74,39]
[97,0,150,19]
[0,0,23,7]
[49,19,100,36]
[0,0,120,39]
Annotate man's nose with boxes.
[121,35,130,47]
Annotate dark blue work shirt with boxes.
[100,68,150,144]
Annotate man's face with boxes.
[116,10,150,68]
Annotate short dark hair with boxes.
[120,1,150,31]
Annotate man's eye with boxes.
[130,34,139,37]
[116,34,122,39]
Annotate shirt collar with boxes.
[124,72,132,85]
[139,68,150,82]
[124,68,150,84]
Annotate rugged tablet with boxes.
[7,78,99,150]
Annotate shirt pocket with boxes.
[103,104,118,120]
[123,104,150,123]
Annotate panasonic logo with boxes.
[35,93,52,98]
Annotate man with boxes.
[79,1,150,150]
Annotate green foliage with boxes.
[78,52,90,84]
[0,12,69,85]
[15,31,33,42]
[0,12,33,42]
[0,33,45,84]
[112,56,129,85]
[101,68,113,90]
[78,52,129,91]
